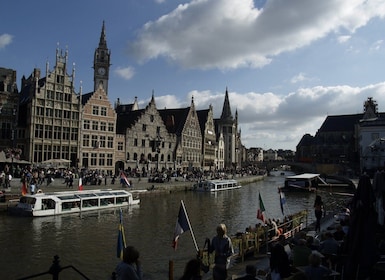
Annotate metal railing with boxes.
[17,255,90,280]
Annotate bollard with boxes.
[49,255,62,280]
[169,260,174,280]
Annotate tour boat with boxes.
[192,179,241,192]
[7,189,140,217]
[280,173,354,192]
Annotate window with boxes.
[92,121,98,130]
[83,135,90,147]
[107,137,113,148]
[35,124,43,138]
[91,153,97,166]
[101,107,107,116]
[44,125,52,138]
[142,124,146,131]
[71,128,78,141]
[84,120,90,130]
[92,106,99,115]
[100,122,106,131]
[107,154,113,166]
[99,154,105,166]
[99,136,106,148]
[62,127,70,140]
[118,142,123,151]
[91,135,98,148]
[108,123,114,132]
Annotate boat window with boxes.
[116,196,128,204]
[96,192,113,197]
[100,198,114,206]
[58,195,78,200]
[78,193,97,198]
[20,197,36,205]
[82,198,98,207]
[42,199,55,210]
[62,202,73,211]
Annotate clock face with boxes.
[98,67,106,75]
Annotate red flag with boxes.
[120,172,130,187]
[78,177,83,191]
[21,181,28,196]
[257,209,265,223]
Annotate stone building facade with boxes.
[18,49,81,166]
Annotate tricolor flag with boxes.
[279,188,286,215]
[257,193,266,223]
[120,171,130,187]
[78,177,83,191]
[21,180,28,196]
[172,200,191,250]
[117,209,127,259]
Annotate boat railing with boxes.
[17,255,90,280]
[229,210,309,261]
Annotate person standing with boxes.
[115,246,143,280]
[208,223,234,280]
[314,195,324,232]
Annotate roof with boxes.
[285,173,320,180]
[158,107,190,135]
[318,114,363,132]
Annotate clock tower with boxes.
[94,21,111,94]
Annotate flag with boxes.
[257,193,266,223]
[117,209,126,259]
[120,171,130,187]
[172,201,191,250]
[78,177,83,191]
[21,181,27,196]
[279,188,286,215]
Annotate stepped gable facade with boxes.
[159,96,202,171]
[18,47,81,166]
[116,94,176,173]
[0,67,19,154]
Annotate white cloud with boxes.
[115,66,135,80]
[128,0,385,70]
[149,82,385,149]
[370,40,384,51]
[290,73,309,84]
[0,34,13,49]
[337,35,351,43]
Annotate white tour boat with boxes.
[192,179,241,192]
[7,189,140,217]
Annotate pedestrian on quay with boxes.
[208,223,234,280]
[114,246,143,280]
[313,195,324,232]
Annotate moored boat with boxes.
[280,173,354,192]
[192,179,241,192]
[7,189,140,217]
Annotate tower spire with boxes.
[220,87,233,120]
[99,20,107,48]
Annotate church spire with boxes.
[220,87,233,120]
[99,20,107,48]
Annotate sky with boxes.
[1,0,385,151]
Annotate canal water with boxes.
[0,171,353,279]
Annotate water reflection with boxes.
[0,173,354,279]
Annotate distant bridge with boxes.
[257,161,315,173]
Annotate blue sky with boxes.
[1,0,385,151]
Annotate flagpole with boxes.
[181,200,199,252]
